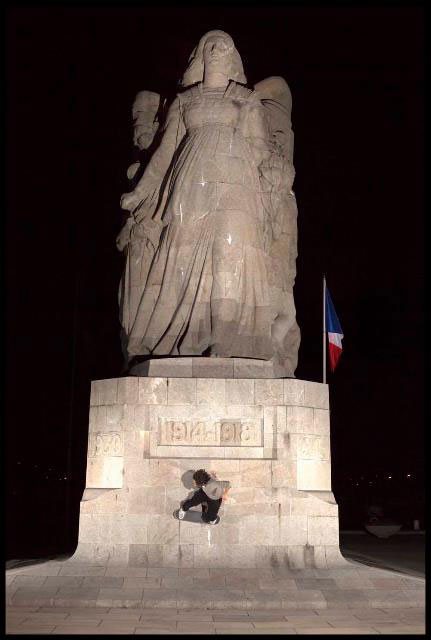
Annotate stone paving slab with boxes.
[6,609,425,635]
[299,628,380,634]
[6,559,425,634]
[6,607,425,634]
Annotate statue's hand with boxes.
[116,217,133,251]
[116,229,129,252]
[120,191,139,211]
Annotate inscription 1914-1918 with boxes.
[159,418,262,447]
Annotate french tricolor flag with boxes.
[325,285,344,372]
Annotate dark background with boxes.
[5,4,424,558]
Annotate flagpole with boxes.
[323,275,326,384]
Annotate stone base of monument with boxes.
[128,356,292,379]
[70,373,348,568]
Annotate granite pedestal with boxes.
[71,361,345,568]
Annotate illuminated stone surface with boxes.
[117,31,300,377]
[72,376,344,567]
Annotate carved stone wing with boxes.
[254,76,293,164]
[254,76,296,246]
[254,77,300,374]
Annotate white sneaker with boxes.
[178,508,186,520]
[209,518,218,525]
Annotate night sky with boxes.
[6,4,424,557]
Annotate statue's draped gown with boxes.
[121,81,274,360]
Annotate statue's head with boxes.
[132,91,161,150]
[181,30,246,87]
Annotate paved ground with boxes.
[6,559,425,635]
[340,533,425,578]
[6,604,426,634]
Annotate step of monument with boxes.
[6,561,425,610]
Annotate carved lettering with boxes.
[159,418,262,446]
[297,435,328,460]
[88,432,123,457]
[190,421,205,444]
[204,422,217,443]
[240,422,252,442]
[284,385,305,405]
[171,421,187,441]
[220,421,240,444]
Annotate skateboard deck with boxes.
[173,509,220,525]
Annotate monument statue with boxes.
[117,30,300,376]
[72,31,344,571]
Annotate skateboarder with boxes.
[178,469,231,524]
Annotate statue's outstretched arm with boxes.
[120,96,184,217]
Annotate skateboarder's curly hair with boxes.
[193,469,211,486]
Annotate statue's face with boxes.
[203,35,232,73]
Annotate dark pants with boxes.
[182,488,222,523]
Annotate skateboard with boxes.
[173,509,220,525]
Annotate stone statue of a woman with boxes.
[117,30,300,375]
